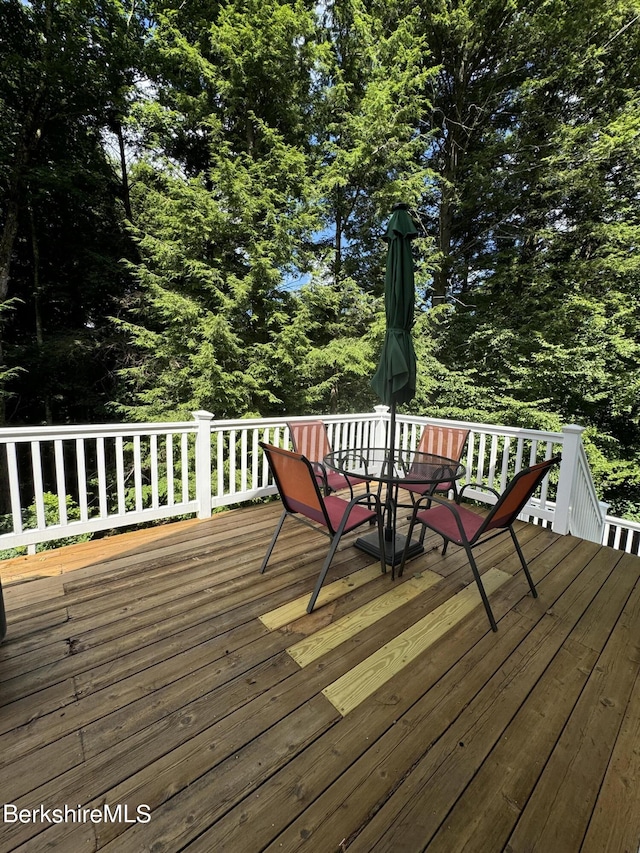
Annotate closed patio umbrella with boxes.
[371,201,418,451]
[367,202,420,565]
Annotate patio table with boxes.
[324,446,465,571]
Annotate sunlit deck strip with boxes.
[0,500,639,852]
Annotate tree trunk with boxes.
[334,207,343,288]
[433,179,453,305]
[116,121,133,222]
[0,109,40,423]
[0,168,24,425]
[29,206,52,424]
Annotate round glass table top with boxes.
[324,447,465,486]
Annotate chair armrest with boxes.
[340,452,372,477]
[408,491,469,542]
[309,460,330,492]
[347,490,382,512]
[458,482,501,504]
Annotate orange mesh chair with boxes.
[287,420,369,496]
[259,442,385,613]
[399,455,561,631]
[402,425,470,504]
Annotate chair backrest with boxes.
[288,420,332,463]
[260,442,330,528]
[481,455,562,535]
[418,425,469,463]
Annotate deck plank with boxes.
[259,537,602,853]
[389,545,631,853]
[287,569,441,667]
[582,603,640,853]
[186,536,588,853]
[0,503,638,853]
[323,569,511,716]
[503,558,640,853]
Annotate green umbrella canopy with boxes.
[371,203,419,407]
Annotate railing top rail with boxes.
[0,411,566,445]
[576,441,602,506]
[208,412,379,431]
[0,421,198,442]
[396,413,565,443]
[605,515,640,532]
[207,410,567,444]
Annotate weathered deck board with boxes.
[0,501,639,853]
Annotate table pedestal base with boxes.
[355,530,424,568]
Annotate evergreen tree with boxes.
[120,0,319,419]
[432,0,640,515]
[0,0,144,423]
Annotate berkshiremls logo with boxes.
[3,804,151,824]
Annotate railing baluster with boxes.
[150,434,159,509]
[251,428,259,490]
[261,427,270,485]
[133,435,143,512]
[240,429,248,493]
[76,438,88,522]
[465,431,475,486]
[30,441,46,530]
[216,431,224,497]
[181,432,189,503]
[54,439,67,526]
[6,443,22,533]
[166,433,174,507]
[97,437,107,517]
[229,429,237,495]
[116,436,126,515]
[477,432,487,483]
[500,436,510,491]
[488,434,498,489]
[612,523,622,550]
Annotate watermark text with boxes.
[3,803,151,825]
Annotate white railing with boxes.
[208,412,381,509]
[393,413,563,526]
[604,515,640,554]
[0,406,634,557]
[0,420,201,549]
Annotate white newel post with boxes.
[373,405,389,447]
[192,410,214,519]
[552,424,584,536]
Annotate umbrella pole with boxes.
[385,403,396,552]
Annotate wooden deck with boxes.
[1,500,639,853]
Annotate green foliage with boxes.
[0,0,145,423]
[1,0,640,523]
[312,0,436,291]
[0,493,92,560]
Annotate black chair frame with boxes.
[399,455,561,632]
[259,443,385,613]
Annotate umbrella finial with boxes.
[392,202,410,211]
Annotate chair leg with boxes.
[307,498,378,613]
[307,532,342,613]
[465,545,498,632]
[398,510,419,577]
[376,511,386,575]
[510,527,538,598]
[418,522,428,545]
[260,510,287,574]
